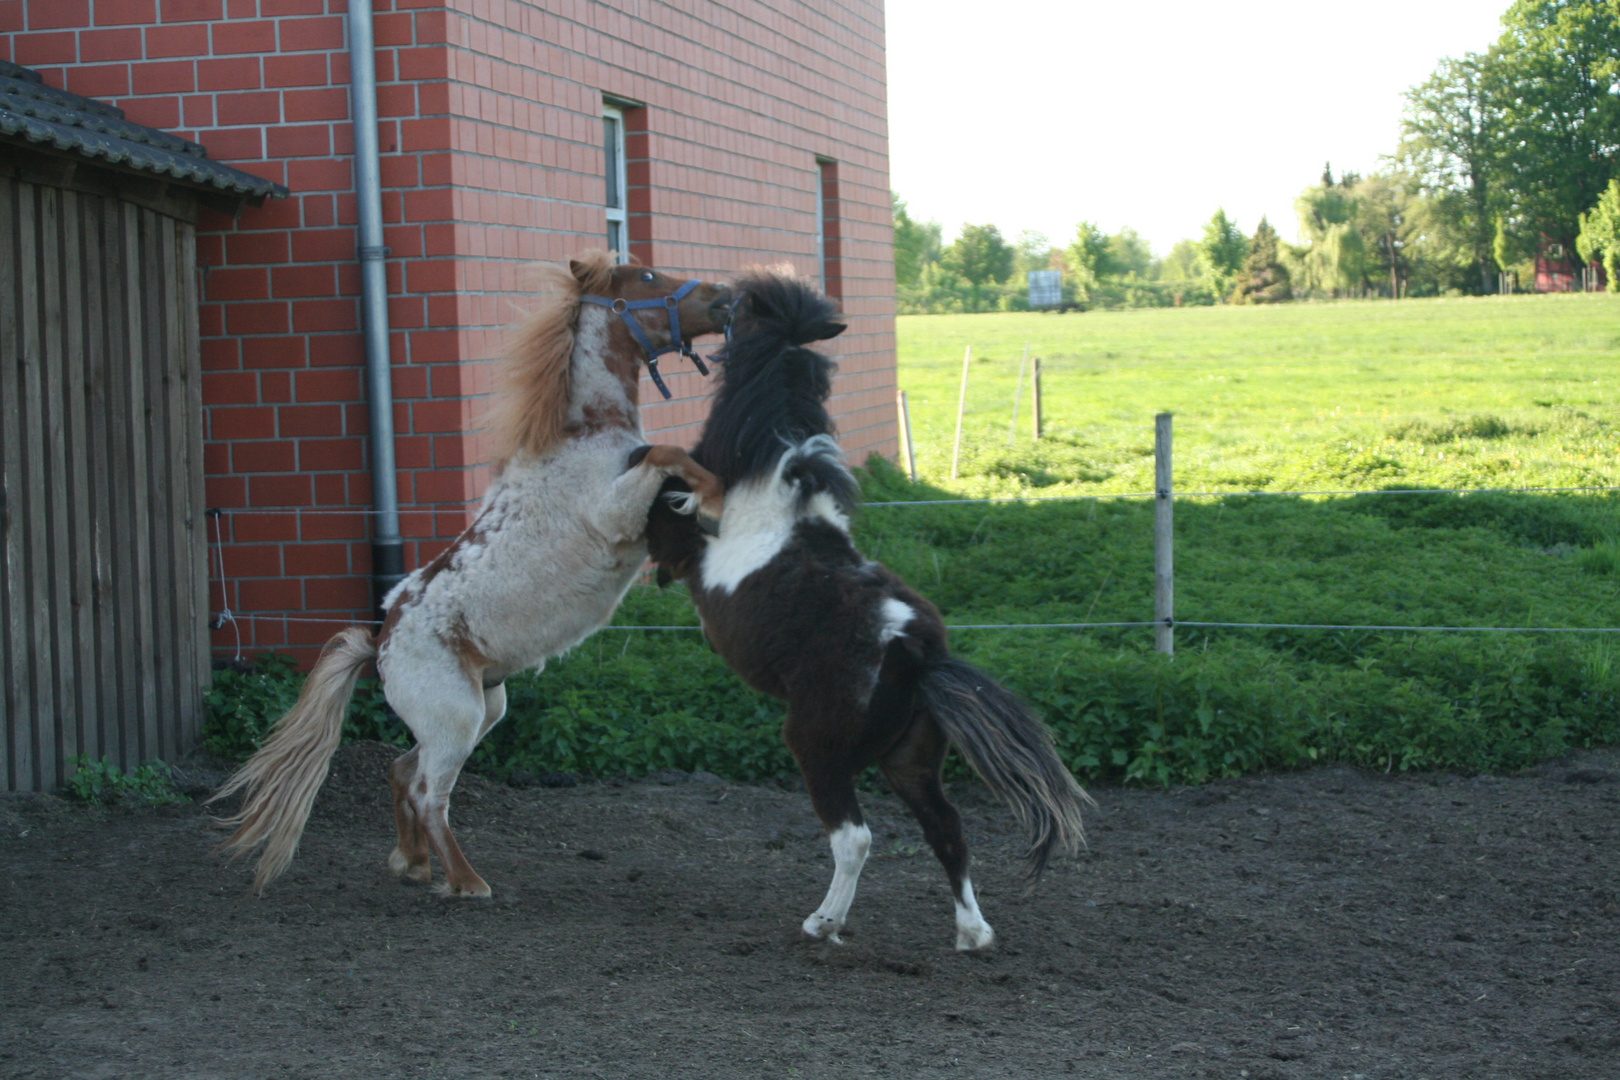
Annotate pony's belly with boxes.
[477,540,647,669]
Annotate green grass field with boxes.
[209,295,1620,787]
[895,293,1620,497]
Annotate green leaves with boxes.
[66,756,188,807]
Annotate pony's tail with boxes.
[207,627,378,894]
[917,658,1093,885]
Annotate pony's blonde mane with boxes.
[490,250,617,467]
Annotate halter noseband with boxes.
[580,279,715,400]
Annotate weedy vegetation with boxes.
[66,756,190,807]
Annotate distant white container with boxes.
[1027,269,1063,308]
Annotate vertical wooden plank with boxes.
[0,178,27,791]
[139,208,174,764]
[18,181,55,791]
[100,198,135,774]
[62,190,100,771]
[40,184,79,789]
[121,203,158,768]
[81,193,116,769]
[178,220,211,750]
[158,216,195,761]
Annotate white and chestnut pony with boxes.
[211,252,731,897]
[646,270,1091,950]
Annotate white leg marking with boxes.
[801,821,872,944]
[954,877,995,951]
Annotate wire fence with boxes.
[206,421,1620,646]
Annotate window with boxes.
[603,105,628,262]
[816,158,840,297]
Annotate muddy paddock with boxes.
[2,741,1617,1080]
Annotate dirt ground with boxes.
[2,742,1617,1080]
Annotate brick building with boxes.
[1,0,896,664]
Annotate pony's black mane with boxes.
[692,270,849,494]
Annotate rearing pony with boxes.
[211,253,731,897]
[646,269,1091,951]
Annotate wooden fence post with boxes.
[1155,412,1173,656]
[950,345,970,480]
[896,388,918,482]
[1031,356,1042,439]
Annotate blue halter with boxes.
[580,279,713,400]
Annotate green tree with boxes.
[1295,179,1366,296]
[1485,1,1620,258]
[1231,217,1292,303]
[892,193,942,288]
[1196,209,1248,300]
[1576,178,1620,291]
[1064,221,1109,303]
[1160,238,1202,282]
[1105,227,1156,279]
[1012,230,1056,275]
[943,223,1015,287]
[1397,54,1501,292]
[1349,174,1419,297]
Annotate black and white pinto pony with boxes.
[646,269,1091,950]
[211,252,731,897]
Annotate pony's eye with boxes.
[640,270,656,283]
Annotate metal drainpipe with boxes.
[346,0,404,616]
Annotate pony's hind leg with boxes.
[388,746,432,883]
[787,730,871,943]
[879,712,994,951]
[387,664,498,898]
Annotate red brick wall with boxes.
[3,0,896,662]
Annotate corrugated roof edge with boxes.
[0,60,289,202]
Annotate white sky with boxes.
[885,0,1511,255]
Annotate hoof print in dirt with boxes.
[577,849,606,861]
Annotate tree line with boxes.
[894,0,1620,314]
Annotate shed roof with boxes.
[0,60,287,201]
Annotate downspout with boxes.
[346,0,404,615]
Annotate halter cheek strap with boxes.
[580,279,713,400]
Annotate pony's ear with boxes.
[812,319,847,341]
[568,258,591,283]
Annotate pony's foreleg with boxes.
[610,445,723,537]
[388,746,432,883]
[637,445,724,524]
[879,713,994,951]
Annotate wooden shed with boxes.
[1,60,284,793]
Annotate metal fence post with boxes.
[896,388,918,482]
[950,345,970,480]
[1155,412,1173,655]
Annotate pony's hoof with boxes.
[697,511,721,537]
[627,444,652,469]
[434,878,493,899]
[955,921,995,952]
[802,912,845,945]
[388,847,432,884]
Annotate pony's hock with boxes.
[208,253,729,897]
[645,270,1092,952]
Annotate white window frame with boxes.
[603,104,629,262]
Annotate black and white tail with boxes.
[917,659,1092,882]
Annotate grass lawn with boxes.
[894,293,1620,497]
